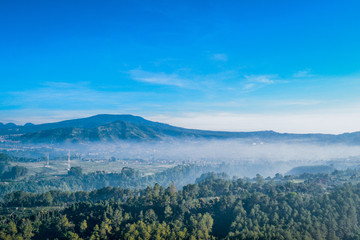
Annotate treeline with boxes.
[0,153,28,180]
[0,164,220,198]
[1,170,360,239]
[2,187,135,208]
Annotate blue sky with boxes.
[1,0,360,133]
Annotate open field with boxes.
[11,159,177,177]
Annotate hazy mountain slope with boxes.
[19,120,200,143]
[1,114,360,144]
[18,119,236,143]
[0,114,176,134]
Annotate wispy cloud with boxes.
[241,74,280,91]
[3,71,359,133]
[150,110,360,134]
[245,74,276,84]
[243,83,255,90]
[293,69,314,78]
[0,81,199,124]
[270,99,322,106]
[129,69,189,87]
[3,82,168,113]
[210,53,228,61]
[128,69,283,93]
[8,82,123,109]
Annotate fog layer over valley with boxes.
[4,139,360,178]
[1,115,360,198]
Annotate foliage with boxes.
[2,169,360,239]
[0,164,219,198]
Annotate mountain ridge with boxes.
[1,114,360,144]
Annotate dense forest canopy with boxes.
[1,168,360,239]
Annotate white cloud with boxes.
[3,73,360,134]
[128,69,284,93]
[149,111,360,134]
[1,82,166,119]
[245,74,277,84]
[211,53,228,61]
[129,69,188,87]
[0,109,118,125]
[243,83,255,90]
[293,69,314,78]
[265,99,322,106]
[8,82,126,108]
[240,74,280,91]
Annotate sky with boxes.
[1,0,360,133]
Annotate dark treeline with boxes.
[1,170,360,239]
[0,163,222,198]
[0,153,28,181]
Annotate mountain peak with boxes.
[84,114,147,122]
[5,123,17,127]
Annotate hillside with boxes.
[1,114,360,144]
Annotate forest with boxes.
[0,152,269,198]
[0,162,221,199]
[1,168,360,239]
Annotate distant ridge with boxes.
[1,114,360,144]
[1,114,160,133]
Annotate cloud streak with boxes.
[211,53,228,61]
[129,69,189,87]
[246,74,276,84]
[150,110,360,134]
[2,71,360,133]
[293,69,314,78]
[240,74,280,92]
[128,69,285,94]
[7,82,128,109]
[0,82,176,123]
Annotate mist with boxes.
[67,139,360,162]
[6,139,360,178]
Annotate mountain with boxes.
[0,114,162,134]
[287,165,335,175]
[14,115,275,143]
[1,114,360,144]
[19,120,198,143]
